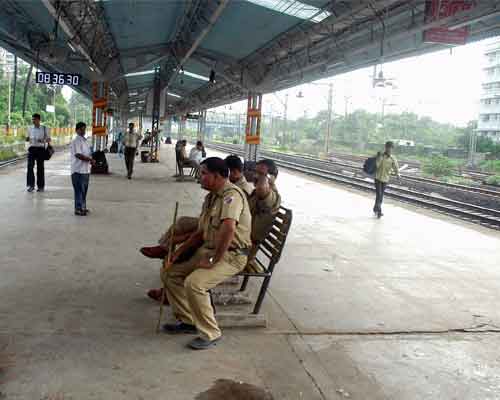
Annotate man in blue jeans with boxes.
[69,122,95,216]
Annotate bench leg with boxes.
[252,276,271,314]
[240,276,250,292]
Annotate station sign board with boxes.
[185,113,199,120]
[36,71,81,86]
[423,0,475,45]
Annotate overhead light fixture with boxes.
[89,65,95,72]
[125,70,155,77]
[183,70,209,81]
[129,91,138,96]
[138,100,145,103]
[209,69,216,84]
[167,92,182,98]
[67,41,76,52]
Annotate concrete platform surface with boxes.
[1,144,500,399]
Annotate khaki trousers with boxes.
[159,216,199,249]
[161,246,247,340]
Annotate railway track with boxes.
[206,142,500,230]
[0,156,26,168]
[329,150,494,180]
[207,143,500,197]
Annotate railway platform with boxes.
[1,144,500,399]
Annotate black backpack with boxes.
[363,156,377,175]
[91,151,109,174]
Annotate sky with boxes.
[214,37,496,128]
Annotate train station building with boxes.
[1,1,500,399]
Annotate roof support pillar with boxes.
[91,82,109,153]
[244,92,262,163]
[178,116,186,140]
[197,109,207,142]
[148,67,161,162]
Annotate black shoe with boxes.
[37,187,44,192]
[188,336,222,350]
[75,209,86,216]
[162,322,197,334]
[27,186,35,192]
[377,211,383,218]
[127,176,132,180]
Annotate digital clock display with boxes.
[36,72,81,86]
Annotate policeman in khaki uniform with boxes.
[140,155,253,263]
[225,154,254,197]
[246,159,281,273]
[161,157,251,350]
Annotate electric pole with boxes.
[325,82,333,155]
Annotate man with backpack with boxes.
[25,113,50,192]
[373,141,401,218]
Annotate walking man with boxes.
[25,113,50,192]
[123,122,142,179]
[70,122,94,216]
[374,141,401,218]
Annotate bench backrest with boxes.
[256,206,292,273]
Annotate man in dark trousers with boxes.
[25,113,50,192]
[123,122,142,179]
[374,141,401,218]
[69,122,95,216]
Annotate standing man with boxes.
[374,141,401,218]
[25,113,50,192]
[161,157,252,350]
[123,122,142,179]
[70,122,95,216]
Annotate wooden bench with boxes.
[216,206,291,315]
[175,149,197,180]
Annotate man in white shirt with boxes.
[123,122,142,179]
[188,141,204,167]
[25,113,50,192]
[70,122,95,216]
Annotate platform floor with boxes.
[1,144,500,399]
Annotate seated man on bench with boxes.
[160,157,251,350]
[246,159,281,272]
[140,158,281,300]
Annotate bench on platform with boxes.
[210,206,293,316]
[175,149,197,180]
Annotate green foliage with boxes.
[256,108,478,159]
[0,149,16,161]
[480,160,500,174]
[422,155,454,177]
[485,175,500,186]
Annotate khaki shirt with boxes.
[249,183,281,243]
[375,153,399,183]
[198,181,252,250]
[234,176,253,197]
[123,130,142,148]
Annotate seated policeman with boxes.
[161,157,252,350]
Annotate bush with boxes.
[480,160,500,174]
[422,155,454,177]
[485,175,500,186]
[0,149,17,161]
